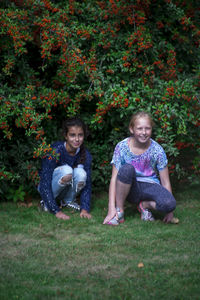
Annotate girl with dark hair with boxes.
[103,111,178,225]
[38,117,92,220]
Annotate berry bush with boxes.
[0,0,199,201]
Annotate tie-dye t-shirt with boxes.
[111,138,168,184]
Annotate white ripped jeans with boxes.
[52,164,87,204]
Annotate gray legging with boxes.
[117,164,176,213]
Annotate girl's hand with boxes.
[103,209,116,224]
[163,211,174,223]
[80,209,92,219]
[55,211,70,220]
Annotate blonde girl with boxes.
[103,111,177,225]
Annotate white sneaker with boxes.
[138,202,155,221]
[106,208,124,226]
[40,200,49,212]
[61,200,80,211]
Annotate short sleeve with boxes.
[156,147,168,171]
[111,143,123,170]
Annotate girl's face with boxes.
[130,117,152,145]
[65,126,84,153]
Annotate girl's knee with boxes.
[60,174,73,185]
[54,165,73,176]
[73,168,87,192]
[117,164,136,184]
[165,195,176,212]
[74,167,87,182]
[76,181,85,193]
[157,197,176,213]
[53,165,73,186]
[169,198,176,212]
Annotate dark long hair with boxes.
[62,117,88,166]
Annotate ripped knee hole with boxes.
[60,174,72,185]
[76,181,85,191]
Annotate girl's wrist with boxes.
[81,208,89,213]
[108,207,116,213]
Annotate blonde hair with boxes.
[129,111,155,129]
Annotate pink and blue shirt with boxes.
[111,138,168,184]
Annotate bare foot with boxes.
[55,211,70,220]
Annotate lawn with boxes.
[0,183,200,300]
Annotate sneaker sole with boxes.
[141,215,155,221]
[106,222,119,226]
[62,203,80,211]
[106,218,124,225]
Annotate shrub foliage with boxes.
[0,0,199,200]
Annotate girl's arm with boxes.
[159,166,174,223]
[159,166,172,193]
[39,156,61,214]
[103,165,118,224]
[79,150,92,218]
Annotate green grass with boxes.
[0,184,200,300]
